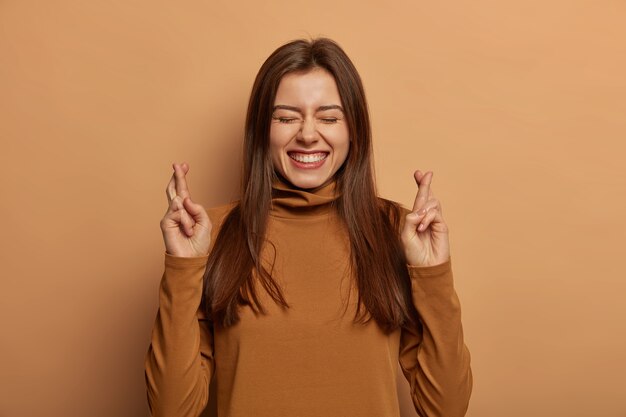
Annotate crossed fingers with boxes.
[166,162,190,210]
[411,170,443,231]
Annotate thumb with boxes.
[182,197,208,224]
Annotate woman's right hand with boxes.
[160,162,212,257]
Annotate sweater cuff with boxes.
[164,251,210,269]
[407,256,452,278]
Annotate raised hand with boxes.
[400,170,451,267]
[160,162,212,257]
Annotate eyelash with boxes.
[274,117,338,124]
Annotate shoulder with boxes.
[205,201,239,224]
[376,196,411,216]
[203,200,240,240]
[376,196,412,234]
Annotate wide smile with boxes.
[287,151,329,169]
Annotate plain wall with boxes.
[1,1,625,416]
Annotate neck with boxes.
[269,174,341,219]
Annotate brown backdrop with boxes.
[1,1,625,416]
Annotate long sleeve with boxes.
[144,251,214,417]
[398,256,473,417]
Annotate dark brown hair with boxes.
[202,37,419,334]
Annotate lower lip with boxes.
[288,154,328,169]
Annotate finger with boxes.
[167,208,184,224]
[416,170,437,200]
[173,162,192,202]
[417,207,440,232]
[166,208,195,235]
[179,205,195,236]
[166,172,176,204]
[169,196,195,235]
[162,204,183,225]
[403,195,431,224]
[182,195,209,226]
[411,170,433,213]
[165,195,183,216]
[167,163,191,203]
[401,210,422,241]
[415,198,441,215]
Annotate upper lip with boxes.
[287,150,330,154]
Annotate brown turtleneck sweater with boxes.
[144,176,472,417]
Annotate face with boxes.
[269,67,350,190]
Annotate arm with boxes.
[144,252,214,417]
[398,257,473,417]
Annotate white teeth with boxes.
[289,152,328,163]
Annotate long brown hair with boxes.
[202,37,420,334]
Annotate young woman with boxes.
[145,37,472,417]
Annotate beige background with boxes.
[1,1,625,416]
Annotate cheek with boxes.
[268,127,282,153]
[338,145,350,166]
[268,130,289,169]
[328,128,350,160]
[270,124,298,145]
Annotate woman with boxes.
[145,37,472,417]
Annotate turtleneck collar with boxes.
[269,174,341,219]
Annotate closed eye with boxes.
[272,116,339,124]
[274,117,298,124]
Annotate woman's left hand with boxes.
[401,170,451,267]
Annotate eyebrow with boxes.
[272,104,344,113]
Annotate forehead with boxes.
[274,68,341,105]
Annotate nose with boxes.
[297,116,318,144]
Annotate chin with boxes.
[282,172,330,190]
[290,179,326,190]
